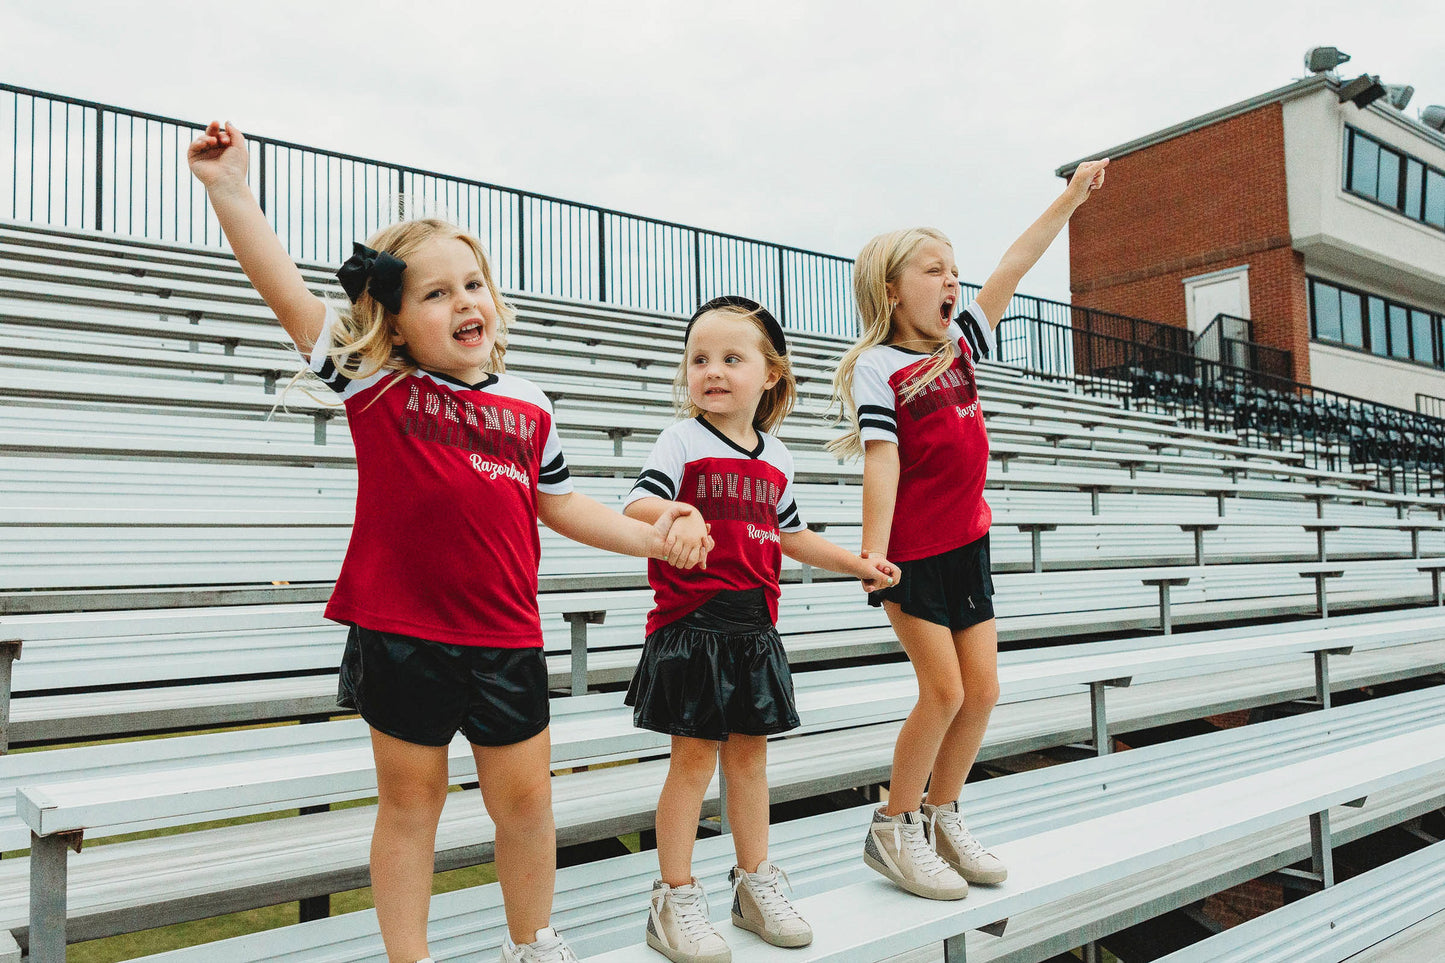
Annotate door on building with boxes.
[1183,266,1251,363]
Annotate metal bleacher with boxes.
[3,217,1445,963]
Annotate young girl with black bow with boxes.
[188,121,710,963]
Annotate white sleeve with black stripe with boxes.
[853,353,899,445]
[534,393,573,496]
[954,299,995,362]
[773,443,806,534]
[306,304,389,401]
[623,424,688,509]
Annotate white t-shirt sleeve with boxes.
[954,299,995,362]
[774,444,806,534]
[308,303,388,400]
[624,424,689,508]
[853,354,899,444]
[535,392,574,496]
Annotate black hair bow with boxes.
[336,242,407,315]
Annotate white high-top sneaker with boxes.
[646,879,732,963]
[922,798,1008,884]
[862,808,970,900]
[501,927,579,963]
[728,860,813,947]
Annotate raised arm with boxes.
[973,158,1108,328]
[187,121,326,352]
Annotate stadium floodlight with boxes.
[1338,74,1387,109]
[1386,85,1415,110]
[1305,46,1351,73]
[1422,106,1445,132]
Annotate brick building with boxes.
[1057,71,1445,413]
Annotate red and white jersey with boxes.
[853,300,996,562]
[624,416,807,635]
[309,306,572,648]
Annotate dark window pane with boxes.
[1390,304,1411,359]
[1406,160,1425,220]
[1428,169,1445,228]
[1378,149,1401,208]
[1369,297,1389,354]
[1413,310,1436,364]
[1313,281,1343,341]
[1350,133,1379,198]
[1340,290,1365,347]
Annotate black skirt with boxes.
[868,533,996,631]
[625,588,800,741]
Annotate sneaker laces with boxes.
[930,808,991,861]
[659,885,718,943]
[736,865,804,922]
[892,818,956,879]
[516,929,577,963]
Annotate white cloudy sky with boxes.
[4,1,1443,302]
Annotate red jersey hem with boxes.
[887,522,993,564]
[325,602,543,649]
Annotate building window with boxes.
[1428,169,1445,228]
[1344,126,1445,234]
[1309,276,1445,371]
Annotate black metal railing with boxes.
[994,314,1445,492]
[0,83,854,336]
[1193,313,1293,382]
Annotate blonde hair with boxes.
[673,303,797,435]
[326,219,511,389]
[828,227,957,460]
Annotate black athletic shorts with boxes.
[867,533,996,631]
[625,588,800,741]
[337,625,550,748]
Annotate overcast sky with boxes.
[5,1,1443,302]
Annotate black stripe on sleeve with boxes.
[858,418,898,436]
[961,312,991,360]
[638,469,677,500]
[315,354,348,394]
[538,465,572,486]
[632,478,672,500]
[777,501,801,528]
[857,404,897,424]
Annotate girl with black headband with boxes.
[621,297,900,963]
[188,121,712,963]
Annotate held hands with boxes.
[650,504,714,570]
[1064,157,1109,207]
[187,121,249,191]
[858,550,901,593]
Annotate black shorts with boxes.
[337,625,550,748]
[868,533,996,631]
[625,588,800,742]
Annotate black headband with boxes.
[686,296,788,356]
[336,242,407,315]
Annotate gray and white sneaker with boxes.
[646,879,731,963]
[501,927,579,963]
[922,799,1008,884]
[863,808,970,900]
[729,860,813,947]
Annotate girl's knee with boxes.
[918,679,965,719]
[669,740,721,787]
[720,736,768,779]
[965,678,1000,712]
[377,780,449,820]
[485,771,552,826]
